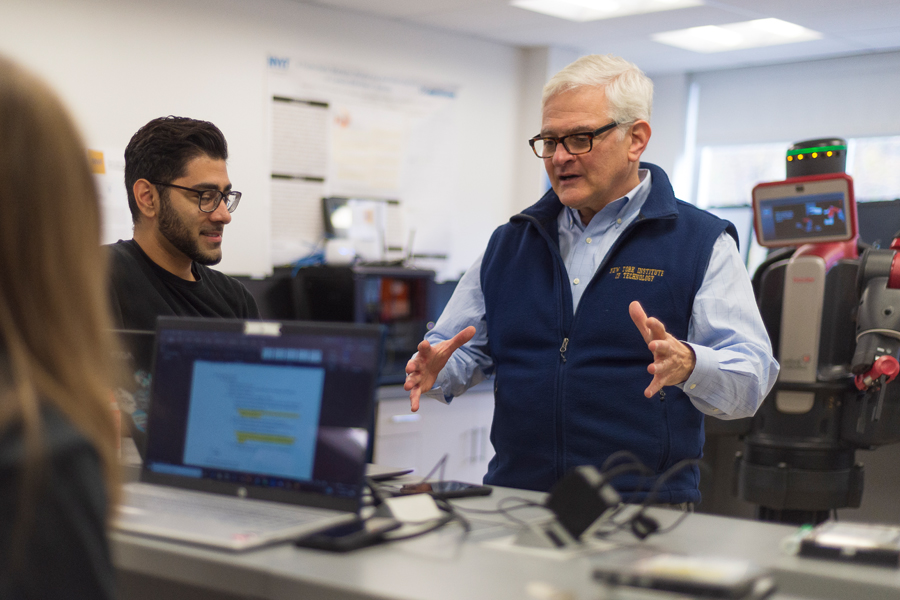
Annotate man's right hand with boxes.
[404,326,476,412]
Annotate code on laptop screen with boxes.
[144,321,380,501]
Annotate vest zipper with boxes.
[556,338,568,481]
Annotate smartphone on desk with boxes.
[294,517,401,552]
[397,481,492,500]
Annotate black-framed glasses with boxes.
[529,121,620,158]
[150,181,242,213]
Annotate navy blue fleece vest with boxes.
[480,163,735,503]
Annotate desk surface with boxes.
[111,480,900,600]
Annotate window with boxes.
[848,136,900,201]
[695,135,900,272]
[696,142,789,208]
[697,135,900,206]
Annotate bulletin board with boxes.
[266,57,458,269]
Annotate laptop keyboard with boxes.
[124,483,331,532]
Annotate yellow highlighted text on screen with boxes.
[238,409,300,419]
[235,432,296,445]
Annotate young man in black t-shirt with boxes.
[107,117,259,330]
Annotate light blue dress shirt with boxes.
[424,170,779,420]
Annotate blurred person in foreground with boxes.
[0,56,119,599]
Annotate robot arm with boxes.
[852,243,900,431]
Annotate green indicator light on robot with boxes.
[786,144,846,157]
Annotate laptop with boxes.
[114,316,384,551]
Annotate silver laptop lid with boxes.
[141,317,383,514]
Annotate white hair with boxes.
[542,54,653,128]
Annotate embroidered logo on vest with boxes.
[609,266,665,282]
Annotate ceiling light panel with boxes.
[510,0,703,23]
[652,18,823,53]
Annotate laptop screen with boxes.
[142,317,383,512]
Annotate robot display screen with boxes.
[752,175,855,247]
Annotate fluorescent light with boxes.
[510,0,702,23]
[652,18,822,53]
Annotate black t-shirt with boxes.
[0,406,115,600]
[107,239,260,330]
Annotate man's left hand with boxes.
[629,300,696,398]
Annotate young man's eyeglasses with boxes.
[529,121,620,158]
[150,181,242,213]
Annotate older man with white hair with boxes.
[404,54,778,506]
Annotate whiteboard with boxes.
[267,58,458,272]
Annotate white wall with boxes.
[512,47,552,216]
[692,50,900,146]
[9,0,900,279]
[0,0,521,278]
[642,72,691,186]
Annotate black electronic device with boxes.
[292,265,436,385]
[545,465,621,539]
[397,480,492,500]
[294,516,401,552]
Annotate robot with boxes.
[735,138,900,524]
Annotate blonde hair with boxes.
[542,54,653,128]
[0,57,119,532]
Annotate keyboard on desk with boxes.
[115,482,356,551]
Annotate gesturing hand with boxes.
[404,326,477,412]
[628,301,696,398]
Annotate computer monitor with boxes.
[752,173,856,248]
[322,197,394,262]
[856,199,900,249]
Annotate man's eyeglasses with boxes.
[150,181,242,213]
[529,121,620,158]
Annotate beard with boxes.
[158,192,222,266]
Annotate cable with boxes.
[653,509,692,535]
[601,450,650,473]
[636,458,708,509]
[290,239,327,275]
[364,477,389,507]
[452,496,554,527]
[616,458,708,540]
[587,457,709,541]
[601,462,655,485]
[379,499,467,543]
[599,451,655,505]
[418,453,448,483]
[437,498,471,534]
